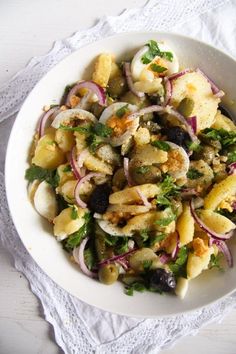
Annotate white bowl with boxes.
[5,32,236,318]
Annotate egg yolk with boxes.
[148,58,168,77]
[107,114,133,137]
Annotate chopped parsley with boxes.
[142,260,153,271]
[156,195,171,207]
[141,40,173,64]
[135,166,151,174]
[116,104,129,118]
[93,122,113,137]
[227,151,236,164]
[151,140,171,151]
[140,229,150,243]
[86,134,103,153]
[25,165,59,188]
[150,63,167,73]
[202,128,236,147]
[65,213,92,249]
[187,168,204,180]
[155,213,176,226]
[187,141,202,152]
[169,246,188,277]
[84,247,97,271]
[124,282,147,296]
[150,233,166,244]
[63,165,72,173]
[209,254,224,271]
[70,205,78,220]
[159,174,181,197]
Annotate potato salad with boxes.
[26,40,236,298]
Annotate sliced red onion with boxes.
[159,253,171,264]
[189,199,233,240]
[116,258,129,270]
[99,248,137,266]
[136,187,152,208]
[211,239,233,268]
[74,172,103,208]
[128,239,135,250]
[69,147,83,180]
[167,68,191,81]
[228,162,236,175]
[38,106,59,138]
[128,105,165,120]
[65,81,106,107]
[196,68,224,97]
[232,201,236,211]
[165,106,199,142]
[171,232,180,259]
[123,157,133,186]
[187,116,197,134]
[181,188,199,198]
[163,78,172,106]
[124,62,144,98]
[73,237,98,278]
[77,148,89,168]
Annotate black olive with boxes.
[147,268,176,292]
[88,183,111,214]
[162,126,190,149]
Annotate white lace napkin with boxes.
[1,0,236,353]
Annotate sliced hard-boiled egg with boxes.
[99,102,139,146]
[51,108,97,129]
[97,218,133,237]
[161,141,190,179]
[131,42,179,82]
[33,180,58,221]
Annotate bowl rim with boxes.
[4,31,236,318]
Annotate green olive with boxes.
[193,145,216,164]
[107,76,128,98]
[177,97,194,117]
[98,264,119,285]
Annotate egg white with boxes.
[165,141,190,179]
[131,42,179,82]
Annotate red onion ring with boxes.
[171,232,180,259]
[187,116,197,134]
[77,148,89,168]
[211,239,233,268]
[116,259,129,270]
[167,69,191,81]
[181,188,199,198]
[228,162,236,175]
[196,68,224,97]
[136,187,152,208]
[159,253,171,264]
[69,147,83,180]
[163,78,172,106]
[38,106,59,138]
[98,248,137,266]
[123,157,133,186]
[73,237,98,278]
[65,80,106,107]
[189,199,233,240]
[74,172,103,208]
[128,105,165,120]
[165,106,199,142]
[124,62,145,98]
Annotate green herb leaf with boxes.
[187,168,204,180]
[151,140,170,151]
[124,286,134,296]
[116,237,129,254]
[150,63,167,73]
[209,254,224,271]
[63,165,72,173]
[202,128,236,147]
[116,104,129,118]
[159,174,181,197]
[169,246,188,277]
[150,233,166,244]
[227,151,236,164]
[86,134,103,153]
[25,165,59,188]
[65,213,92,249]
[84,247,97,270]
[135,166,151,174]
[141,40,173,64]
[155,213,176,226]
[142,260,153,271]
[93,122,113,137]
[187,141,202,152]
[70,205,78,220]
[124,282,147,296]
[140,229,150,242]
[156,196,171,207]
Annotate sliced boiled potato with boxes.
[170,71,220,132]
[129,248,160,272]
[176,203,194,246]
[199,209,236,234]
[74,131,87,153]
[187,247,214,279]
[134,127,150,146]
[32,133,65,169]
[92,53,112,87]
[84,151,113,175]
[212,111,236,132]
[107,204,151,215]
[186,160,214,191]
[97,219,132,236]
[132,144,168,165]
[175,277,189,299]
[34,181,58,221]
[55,129,74,152]
[109,184,160,204]
[60,180,77,203]
[133,78,162,94]
[204,175,236,211]
[57,163,74,188]
[95,144,121,166]
[53,206,87,239]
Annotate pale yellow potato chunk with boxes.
[109,184,160,204]
[60,180,77,203]
[74,131,87,153]
[109,62,122,79]
[84,151,113,175]
[187,247,214,279]
[132,144,168,165]
[53,206,87,239]
[55,129,74,152]
[92,53,112,87]
[186,160,214,191]
[129,248,160,272]
[107,204,150,215]
[170,72,220,132]
[32,133,65,169]
[57,163,74,188]
[199,209,236,234]
[133,79,162,94]
[204,175,236,211]
[176,203,195,246]
[134,127,150,146]
[212,111,236,132]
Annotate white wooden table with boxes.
[0,1,236,353]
